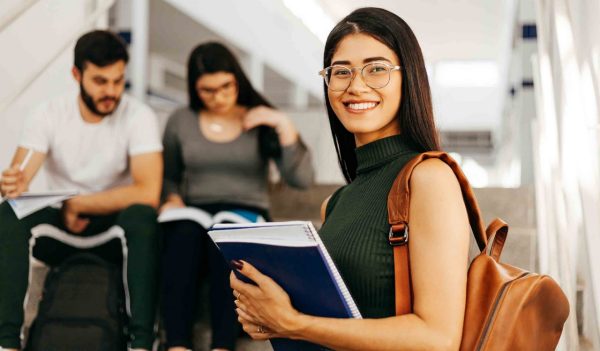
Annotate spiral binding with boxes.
[305,222,362,319]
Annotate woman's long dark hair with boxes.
[323,7,441,183]
[187,42,281,158]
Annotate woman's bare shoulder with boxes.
[410,158,460,191]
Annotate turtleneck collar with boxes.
[355,135,414,174]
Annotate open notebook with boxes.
[157,207,265,228]
[6,190,78,219]
[208,221,361,351]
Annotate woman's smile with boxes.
[343,100,380,113]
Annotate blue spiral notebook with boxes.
[207,221,362,351]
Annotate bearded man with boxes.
[0,30,163,351]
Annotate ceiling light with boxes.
[282,0,334,43]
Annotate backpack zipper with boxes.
[475,272,530,350]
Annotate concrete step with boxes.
[269,184,538,271]
[22,185,538,349]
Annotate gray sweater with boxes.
[162,107,314,209]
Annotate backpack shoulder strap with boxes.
[388,151,487,315]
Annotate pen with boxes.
[19,149,34,172]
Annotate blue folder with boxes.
[208,221,361,351]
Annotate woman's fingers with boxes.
[241,324,273,340]
[230,261,298,339]
[238,315,275,340]
[244,106,279,129]
[243,107,298,146]
[229,268,262,298]
[235,304,256,322]
[235,260,270,286]
[231,261,293,309]
[230,261,266,290]
[158,200,185,214]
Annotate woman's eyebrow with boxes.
[364,56,392,63]
[330,57,393,66]
[331,60,351,66]
[197,80,235,90]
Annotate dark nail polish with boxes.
[230,259,243,270]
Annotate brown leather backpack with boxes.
[387,152,570,350]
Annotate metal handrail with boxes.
[0,0,39,33]
[0,0,115,113]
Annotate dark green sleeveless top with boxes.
[319,135,418,318]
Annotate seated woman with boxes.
[230,7,471,351]
[160,42,314,351]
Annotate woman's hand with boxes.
[158,194,185,214]
[230,260,305,340]
[244,106,299,146]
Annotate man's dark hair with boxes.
[74,30,129,71]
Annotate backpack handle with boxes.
[485,218,509,262]
[388,151,488,315]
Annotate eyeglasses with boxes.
[319,62,401,91]
[197,81,237,99]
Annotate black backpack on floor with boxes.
[26,253,128,351]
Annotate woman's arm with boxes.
[161,113,185,204]
[244,106,314,189]
[274,140,314,189]
[231,159,470,351]
[244,106,298,146]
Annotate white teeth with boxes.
[347,102,377,110]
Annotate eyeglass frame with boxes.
[318,62,402,91]
[196,80,238,99]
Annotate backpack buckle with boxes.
[389,223,409,246]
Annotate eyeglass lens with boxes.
[325,63,394,91]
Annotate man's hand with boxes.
[62,198,90,234]
[0,165,27,198]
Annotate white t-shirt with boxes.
[19,92,163,194]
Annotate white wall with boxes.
[287,108,344,184]
[432,86,502,131]
[532,0,600,348]
[164,0,324,99]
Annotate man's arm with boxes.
[0,147,46,198]
[65,151,163,215]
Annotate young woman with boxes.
[230,7,471,350]
[160,42,313,351]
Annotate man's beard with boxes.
[80,82,121,117]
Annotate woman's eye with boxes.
[332,69,351,77]
[369,65,388,74]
